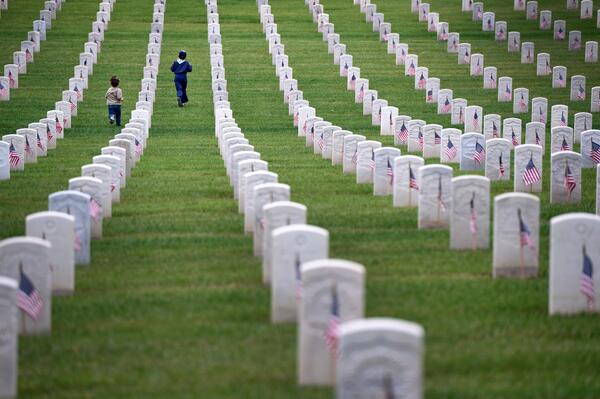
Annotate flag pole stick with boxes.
[519,243,525,278]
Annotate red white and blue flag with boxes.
[590,139,600,164]
[473,141,485,164]
[498,153,505,178]
[323,285,341,356]
[581,246,595,311]
[18,270,43,320]
[564,163,577,195]
[518,209,535,250]
[0,80,7,97]
[444,137,457,160]
[523,156,541,185]
[397,122,409,143]
[560,137,571,151]
[9,142,20,167]
[441,97,451,113]
[409,166,419,190]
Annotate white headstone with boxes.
[493,193,540,278]
[68,177,106,239]
[485,138,511,181]
[299,259,365,386]
[549,213,600,314]
[551,151,582,203]
[514,144,543,193]
[513,88,529,114]
[0,276,18,398]
[450,175,490,250]
[271,225,329,323]
[356,141,381,184]
[393,155,424,208]
[503,117,522,149]
[244,171,278,232]
[253,183,291,257]
[418,165,453,229]
[25,212,75,295]
[262,201,307,285]
[0,237,52,334]
[440,128,461,164]
[373,147,401,196]
[460,133,486,171]
[337,318,424,399]
[343,135,366,174]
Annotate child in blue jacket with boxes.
[170,50,192,107]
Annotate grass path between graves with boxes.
[0,0,599,397]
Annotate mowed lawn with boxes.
[0,0,599,397]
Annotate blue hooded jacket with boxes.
[171,60,192,81]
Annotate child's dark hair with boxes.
[110,76,120,87]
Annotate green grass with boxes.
[1,0,600,397]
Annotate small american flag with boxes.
[545,59,551,74]
[369,151,376,170]
[418,129,424,150]
[302,120,308,134]
[523,156,541,186]
[8,71,15,88]
[9,142,20,167]
[24,136,33,156]
[352,149,358,165]
[434,131,441,145]
[55,116,63,135]
[350,73,356,90]
[563,162,577,195]
[560,137,571,151]
[492,121,499,138]
[295,255,303,301]
[358,86,364,102]
[476,8,482,19]
[437,176,446,212]
[573,36,580,49]
[444,137,457,160]
[504,84,512,100]
[473,141,485,164]
[475,59,482,75]
[426,89,433,102]
[36,133,44,151]
[386,158,394,184]
[418,73,426,89]
[577,85,586,100]
[25,49,32,62]
[408,62,416,76]
[472,111,479,130]
[541,16,548,29]
[90,198,102,222]
[539,107,546,124]
[389,113,394,129]
[451,39,458,50]
[535,130,541,145]
[135,138,143,156]
[558,73,565,87]
[526,49,532,62]
[397,122,409,143]
[498,153,505,177]
[469,194,477,235]
[518,209,535,250]
[409,166,419,190]
[490,74,497,88]
[69,99,77,113]
[318,133,325,151]
[519,94,527,112]
[440,29,448,40]
[18,270,43,320]
[323,284,341,356]
[463,49,470,64]
[74,234,82,252]
[46,124,53,143]
[0,80,7,97]
[511,129,519,147]
[560,112,567,126]
[458,107,464,124]
[486,18,492,30]
[590,139,600,164]
[441,97,451,113]
[497,27,505,40]
[581,246,595,311]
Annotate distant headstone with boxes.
[483,66,497,89]
[514,144,543,193]
[418,164,453,229]
[508,31,520,52]
[253,183,290,257]
[244,171,278,232]
[536,53,552,76]
[484,113,502,140]
[356,140,382,184]
[440,128,461,164]
[513,88,529,114]
[503,117,522,149]
[551,126,574,154]
[551,151,582,203]
[437,89,453,115]
[393,155,424,208]
[262,201,307,285]
[343,134,366,174]
[373,147,401,196]
[450,175,490,250]
[498,76,512,102]
[525,122,546,148]
[570,75,586,101]
[581,130,600,168]
[460,133,486,171]
[521,42,534,63]
[485,138,511,181]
